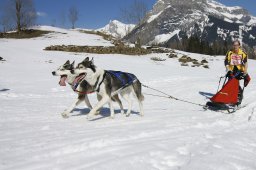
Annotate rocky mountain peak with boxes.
[124,0,256,50]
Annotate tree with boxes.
[68,6,78,29]
[120,0,148,24]
[1,0,36,32]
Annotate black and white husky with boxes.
[52,60,124,118]
[72,57,144,119]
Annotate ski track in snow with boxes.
[0,26,256,170]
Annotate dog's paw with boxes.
[126,113,131,117]
[61,112,69,118]
[87,114,94,120]
[109,116,115,119]
[95,110,100,115]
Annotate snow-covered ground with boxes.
[0,27,256,170]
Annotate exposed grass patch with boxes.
[150,57,166,61]
[177,55,209,69]
[0,29,51,39]
[168,53,178,58]
[79,30,114,42]
[203,65,209,69]
[201,59,208,64]
[44,45,152,55]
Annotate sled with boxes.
[205,71,250,113]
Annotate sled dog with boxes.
[72,57,144,119]
[52,60,124,118]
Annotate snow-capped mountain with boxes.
[124,0,256,48]
[97,20,135,39]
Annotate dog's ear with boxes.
[90,57,94,65]
[64,60,70,65]
[83,57,89,62]
[71,60,75,67]
[70,61,75,69]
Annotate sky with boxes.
[34,0,157,29]
[1,0,256,30]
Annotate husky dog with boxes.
[72,57,144,119]
[52,60,124,118]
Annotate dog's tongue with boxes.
[73,74,85,85]
[59,76,67,86]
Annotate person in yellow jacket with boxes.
[224,40,251,105]
[225,40,248,75]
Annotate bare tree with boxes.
[120,0,148,24]
[1,0,36,32]
[68,6,78,29]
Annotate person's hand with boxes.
[242,72,248,79]
[226,70,232,77]
[225,66,230,72]
[236,72,247,80]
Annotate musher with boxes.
[224,40,250,105]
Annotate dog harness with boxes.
[94,70,138,93]
[107,70,137,87]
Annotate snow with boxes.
[1,26,256,170]
[151,30,180,44]
[31,25,114,47]
[97,20,135,38]
[206,0,254,25]
[248,16,256,26]
[147,5,171,23]
[224,18,234,23]
[148,11,164,23]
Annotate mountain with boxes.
[124,0,256,49]
[97,20,135,39]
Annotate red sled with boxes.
[205,71,251,112]
[210,78,239,105]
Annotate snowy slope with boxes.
[31,25,114,47]
[1,27,256,170]
[97,20,135,38]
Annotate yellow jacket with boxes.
[225,49,248,72]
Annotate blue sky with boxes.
[2,0,256,30]
[34,0,156,29]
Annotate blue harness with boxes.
[106,70,137,87]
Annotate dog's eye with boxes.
[60,69,64,71]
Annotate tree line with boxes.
[167,35,256,59]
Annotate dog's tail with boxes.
[133,80,144,102]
